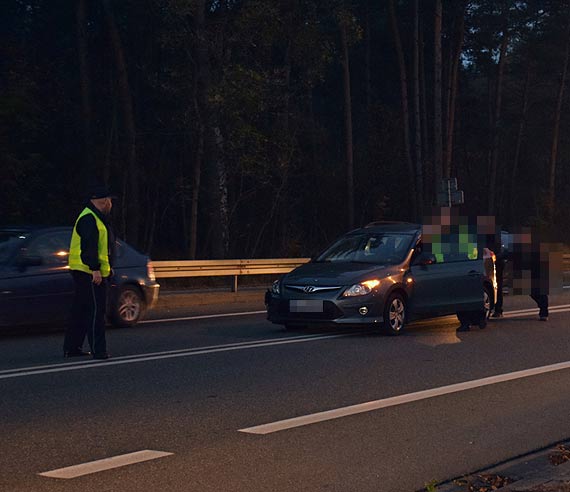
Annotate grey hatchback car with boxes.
[0,226,160,328]
[266,222,495,334]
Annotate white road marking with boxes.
[39,450,173,479]
[239,359,570,434]
[141,310,266,324]
[0,331,366,380]
[2,305,570,381]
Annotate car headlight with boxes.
[271,280,281,295]
[342,279,380,297]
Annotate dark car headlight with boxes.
[342,279,380,297]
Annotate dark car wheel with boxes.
[483,285,493,319]
[111,285,146,327]
[383,292,407,336]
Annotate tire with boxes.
[111,285,146,327]
[483,285,494,320]
[383,292,407,336]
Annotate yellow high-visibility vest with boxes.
[68,208,111,277]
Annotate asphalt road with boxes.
[2,292,570,491]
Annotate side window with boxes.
[25,231,72,265]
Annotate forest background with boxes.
[2,0,570,259]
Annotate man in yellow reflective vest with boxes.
[64,186,116,360]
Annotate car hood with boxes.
[283,261,399,286]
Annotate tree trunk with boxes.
[388,0,417,219]
[413,0,424,213]
[419,21,430,202]
[547,9,570,220]
[339,19,355,229]
[102,0,139,246]
[444,2,466,179]
[76,0,93,178]
[487,28,509,215]
[189,0,209,259]
[510,63,531,224]
[433,0,443,197]
[212,126,229,257]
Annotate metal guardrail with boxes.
[152,258,311,291]
[152,255,570,292]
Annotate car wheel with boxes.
[383,292,406,336]
[111,285,145,327]
[483,285,494,320]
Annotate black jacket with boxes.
[76,203,116,271]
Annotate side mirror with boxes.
[16,255,43,268]
[413,252,436,266]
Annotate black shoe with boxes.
[540,316,548,321]
[93,353,110,360]
[64,349,92,358]
[456,325,470,332]
[491,311,503,318]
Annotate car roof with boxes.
[357,221,421,234]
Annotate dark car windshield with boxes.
[0,232,28,264]
[315,233,414,265]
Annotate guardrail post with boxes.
[232,275,238,292]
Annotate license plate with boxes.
[290,300,324,313]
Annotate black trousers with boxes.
[495,261,548,317]
[64,270,108,355]
[530,292,549,317]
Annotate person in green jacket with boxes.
[64,185,116,360]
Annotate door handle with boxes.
[467,270,480,276]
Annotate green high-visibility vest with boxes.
[68,208,111,277]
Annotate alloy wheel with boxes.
[389,298,405,331]
[118,289,141,322]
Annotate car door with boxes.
[5,230,73,326]
[446,253,485,312]
[407,241,459,317]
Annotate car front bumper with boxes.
[143,283,160,310]
[266,294,385,326]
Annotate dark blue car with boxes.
[0,226,160,328]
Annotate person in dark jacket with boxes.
[63,186,116,359]
[491,227,549,321]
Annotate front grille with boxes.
[285,285,341,294]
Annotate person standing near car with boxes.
[64,186,116,359]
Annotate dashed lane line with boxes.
[239,358,570,434]
[39,450,173,479]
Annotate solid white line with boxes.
[504,307,570,319]
[0,332,364,380]
[39,450,173,479]
[2,305,569,381]
[141,310,266,324]
[239,360,570,435]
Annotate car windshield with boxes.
[315,233,414,265]
[0,232,28,264]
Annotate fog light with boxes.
[359,306,368,316]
